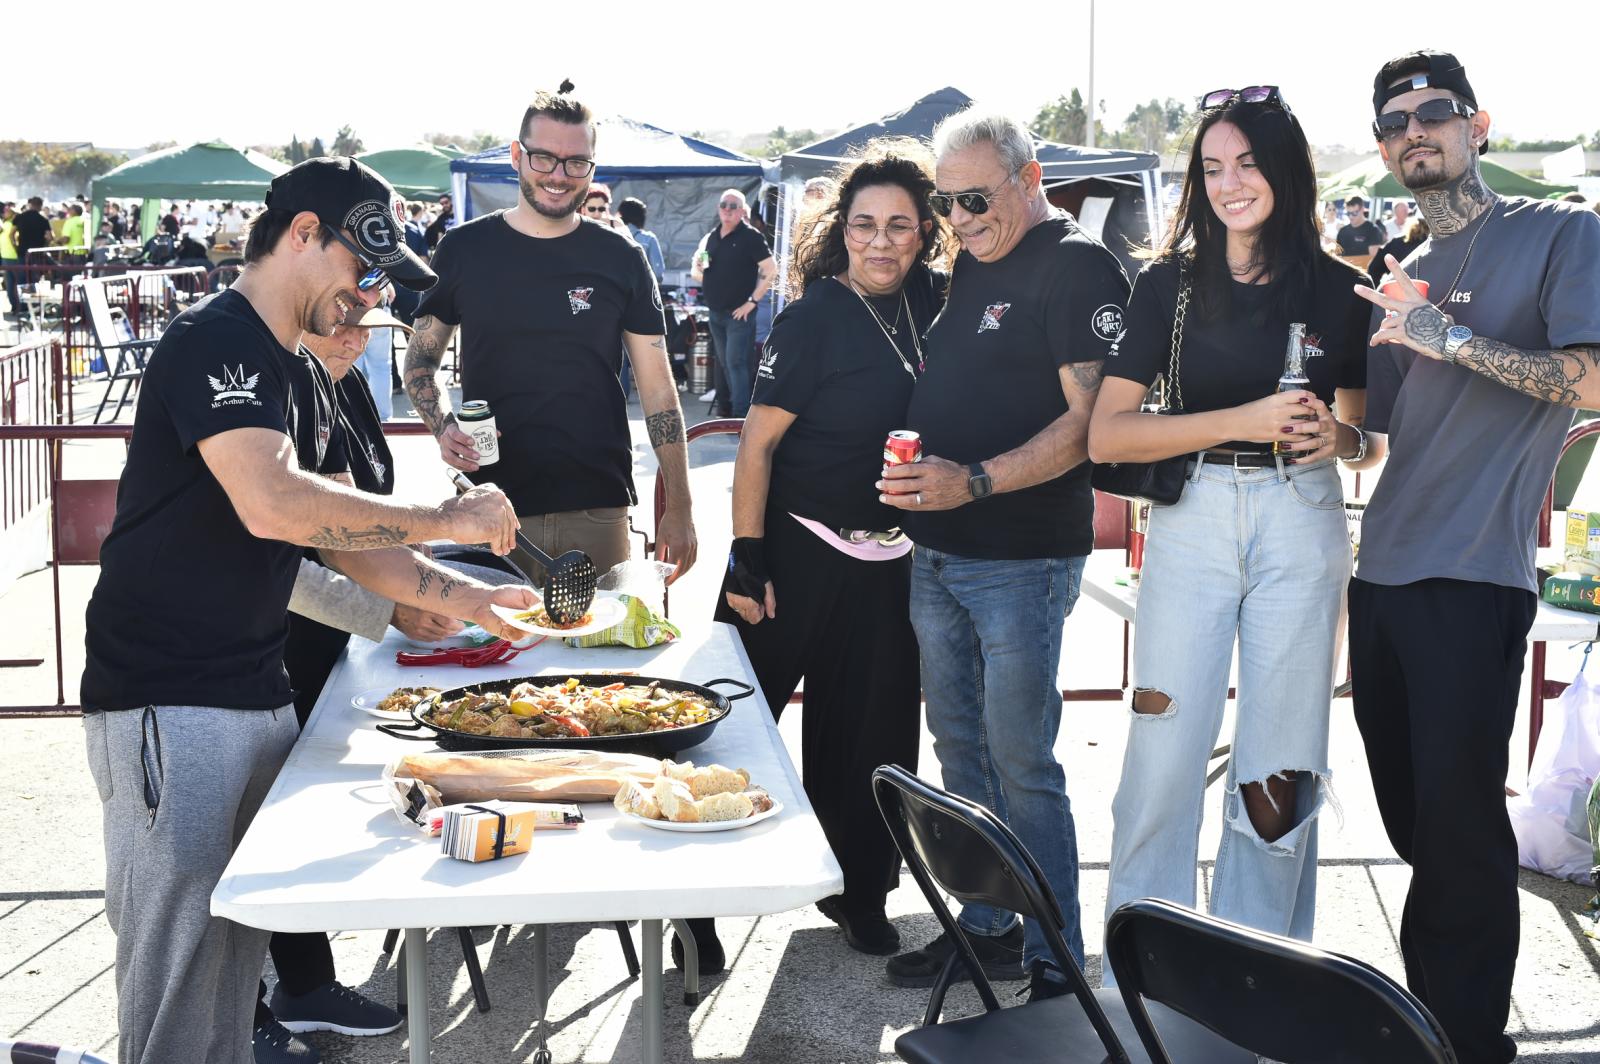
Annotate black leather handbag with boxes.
[1090,269,1192,507]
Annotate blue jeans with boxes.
[910,547,1087,970]
[1104,457,1348,982]
[707,308,756,417]
[355,328,394,421]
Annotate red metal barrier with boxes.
[0,419,430,716]
[0,341,63,533]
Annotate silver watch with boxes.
[1442,324,1473,359]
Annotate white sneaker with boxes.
[700,389,717,402]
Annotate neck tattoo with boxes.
[1418,166,1493,236]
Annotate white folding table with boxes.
[211,622,843,1064]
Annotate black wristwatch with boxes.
[967,462,993,499]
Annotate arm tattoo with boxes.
[1067,359,1105,395]
[649,337,666,349]
[645,409,686,448]
[413,561,467,600]
[402,315,455,435]
[1448,339,1592,407]
[308,524,409,549]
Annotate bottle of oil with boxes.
[1273,323,1313,457]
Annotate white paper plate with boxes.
[489,593,630,639]
[621,799,783,833]
[351,686,439,720]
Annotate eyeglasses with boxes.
[323,226,389,292]
[518,142,597,178]
[1372,98,1476,141]
[930,171,1019,218]
[1199,85,1292,113]
[718,201,742,210]
[844,220,923,245]
[584,204,609,214]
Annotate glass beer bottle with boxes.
[1273,322,1313,457]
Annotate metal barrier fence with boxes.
[0,420,430,717]
[0,340,62,533]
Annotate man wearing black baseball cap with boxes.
[1351,51,1600,1063]
[80,155,531,1064]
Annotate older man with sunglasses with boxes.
[404,84,697,587]
[1351,51,1600,1064]
[690,188,776,417]
[878,107,1129,1001]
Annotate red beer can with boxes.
[884,430,922,467]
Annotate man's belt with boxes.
[837,527,908,546]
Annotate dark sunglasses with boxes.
[1199,85,1292,114]
[1372,97,1476,141]
[584,203,609,213]
[323,226,389,292]
[518,142,597,178]
[718,201,742,210]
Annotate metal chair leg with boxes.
[668,919,701,1006]
[395,939,407,1016]
[614,921,640,978]
[457,927,491,1013]
[381,927,399,953]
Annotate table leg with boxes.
[1530,640,1547,769]
[404,928,430,1064]
[532,924,550,1062]
[641,919,663,1064]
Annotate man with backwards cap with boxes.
[1352,51,1600,1062]
[79,156,530,1064]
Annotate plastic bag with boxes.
[1509,664,1600,884]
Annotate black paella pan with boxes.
[375,673,754,755]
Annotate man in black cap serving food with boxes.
[1352,51,1600,1063]
[79,156,529,1064]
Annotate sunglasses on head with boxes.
[1372,97,1476,141]
[1199,85,1292,114]
[324,226,389,292]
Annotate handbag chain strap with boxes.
[1162,265,1190,414]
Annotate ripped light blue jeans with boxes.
[1104,455,1350,969]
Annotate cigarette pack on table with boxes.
[439,801,581,863]
[430,800,582,838]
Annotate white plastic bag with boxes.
[1509,665,1600,884]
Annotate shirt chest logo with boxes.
[207,365,261,406]
[757,344,778,380]
[567,287,595,314]
[1091,304,1125,342]
[978,302,1011,333]
[1448,290,1472,304]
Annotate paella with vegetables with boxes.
[422,677,719,740]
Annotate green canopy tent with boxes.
[1319,154,1576,202]
[89,141,288,243]
[355,144,458,200]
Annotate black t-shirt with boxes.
[701,221,772,312]
[82,290,334,712]
[755,268,945,531]
[905,215,1130,559]
[336,367,395,495]
[12,210,51,257]
[416,212,665,515]
[1335,220,1386,256]
[1105,254,1369,450]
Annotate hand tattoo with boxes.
[1402,304,1451,356]
[645,409,686,447]
[308,525,409,549]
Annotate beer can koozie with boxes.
[458,400,500,466]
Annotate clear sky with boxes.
[28,0,1593,158]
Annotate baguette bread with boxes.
[652,775,700,823]
[696,790,755,823]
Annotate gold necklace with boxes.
[847,276,923,378]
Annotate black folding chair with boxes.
[872,765,1249,1064]
[1106,898,1456,1063]
[78,277,158,424]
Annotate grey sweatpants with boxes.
[84,704,299,1064]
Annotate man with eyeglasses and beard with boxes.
[1351,51,1600,1064]
[404,83,697,587]
[876,107,1129,1002]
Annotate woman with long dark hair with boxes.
[675,139,946,973]
[1088,87,1385,955]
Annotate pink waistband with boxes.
[788,513,913,561]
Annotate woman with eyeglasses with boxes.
[582,182,619,227]
[1088,85,1385,957]
[679,138,946,973]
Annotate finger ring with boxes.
[915,493,923,506]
